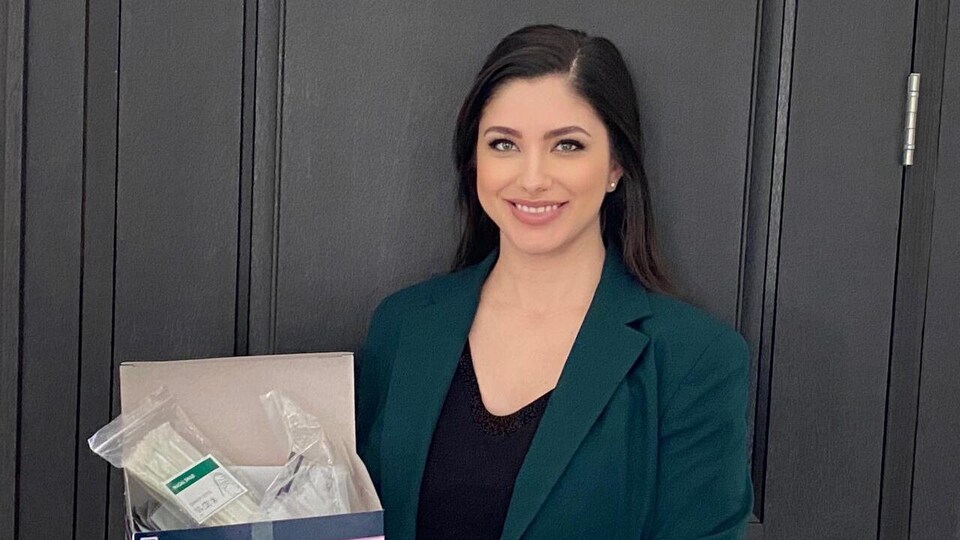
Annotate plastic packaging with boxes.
[87,387,261,527]
[88,386,380,532]
[257,390,380,519]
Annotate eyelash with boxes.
[488,138,585,152]
[555,139,585,152]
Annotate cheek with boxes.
[557,156,611,199]
[475,154,516,197]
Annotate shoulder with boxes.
[637,290,749,406]
[368,268,458,327]
[358,270,457,387]
[373,271,453,313]
[640,290,744,353]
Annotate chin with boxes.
[501,232,569,257]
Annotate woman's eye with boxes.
[490,139,517,152]
[555,139,585,152]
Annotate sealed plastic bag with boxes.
[87,387,261,527]
[258,390,380,519]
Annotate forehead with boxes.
[480,74,603,130]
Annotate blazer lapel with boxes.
[379,249,498,539]
[500,246,653,540]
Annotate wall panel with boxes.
[763,1,915,536]
[909,3,960,536]
[16,1,86,538]
[106,3,246,538]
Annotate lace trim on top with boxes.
[460,341,552,438]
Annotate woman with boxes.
[356,24,752,539]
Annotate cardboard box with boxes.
[119,352,384,540]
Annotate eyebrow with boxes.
[482,125,592,139]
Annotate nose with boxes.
[517,153,552,193]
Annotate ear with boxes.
[607,160,624,191]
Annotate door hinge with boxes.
[902,72,920,166]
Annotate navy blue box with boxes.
[131,510,384,540]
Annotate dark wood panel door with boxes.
[759,1,917,537]
[909,3,960,536]
[3,1,949,539]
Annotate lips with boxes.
[506,199,567,226]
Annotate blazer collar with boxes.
[380,244,653,539]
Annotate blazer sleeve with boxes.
[355,296,401,496]
[652,328,754,539]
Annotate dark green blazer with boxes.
[356,245,753,539]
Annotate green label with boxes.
[165,456,220,495]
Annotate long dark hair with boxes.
[451,24,673,295]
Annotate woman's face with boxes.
[475,74,622,257]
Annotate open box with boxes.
[117,352,384,540]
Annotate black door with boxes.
[1,1,955,539]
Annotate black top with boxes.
[415,340,553,539]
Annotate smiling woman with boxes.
[474,75,623,256]
[356,24,753,540]
[450,25,672,296]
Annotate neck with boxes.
[483,228,607,316]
